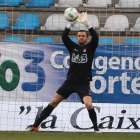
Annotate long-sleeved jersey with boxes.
[62,27,99,83]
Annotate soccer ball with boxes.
[64,7,79,22]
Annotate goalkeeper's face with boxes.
[77,32,89,46]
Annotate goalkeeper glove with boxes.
[76,12,92,29]
[66,21,77,29]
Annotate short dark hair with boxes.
[77,30,88,37]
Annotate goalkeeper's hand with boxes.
[76,12,91,28]
[66,12,91,29]
[66,21,77,29]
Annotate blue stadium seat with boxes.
[0,0,21,7]
[19,0,24,4]
[99,38,114,44]
[3,37,24,42]
[123,39,140,44]
[11,14,40,31]
[25,0,54,8]
[0,13,10,30]
[70,38,78,43]
[33,37,54,43]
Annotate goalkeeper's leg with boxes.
[83,96,102,133]
[24,93,64,131]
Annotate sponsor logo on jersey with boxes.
[83,49,86,52]
[72,53,88,63]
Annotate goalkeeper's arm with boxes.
[77,12,99,45]
[62,22,76,51]
[88,27,99,46]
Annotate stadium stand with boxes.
[100,15,129,32]
[0,0,22,7]
[0,13,9,30]
[99,38,114,44]
[70,37,78,43]
[83,0,112,8]
[55,0,82,7]
[26,0,54,8]
[0,0,138,44]
[33,37,54,43]
[11,14,40,30]
[3,37,24,42]
[115,0,140,8]
[40,14,99,31]
[130,17,140,32]
[123,39,140,44]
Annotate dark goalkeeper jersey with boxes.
[62,27,99,83]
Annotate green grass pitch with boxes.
[0,132,140,140]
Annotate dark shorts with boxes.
[56,80,91,103]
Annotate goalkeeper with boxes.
[25,12,101,133]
